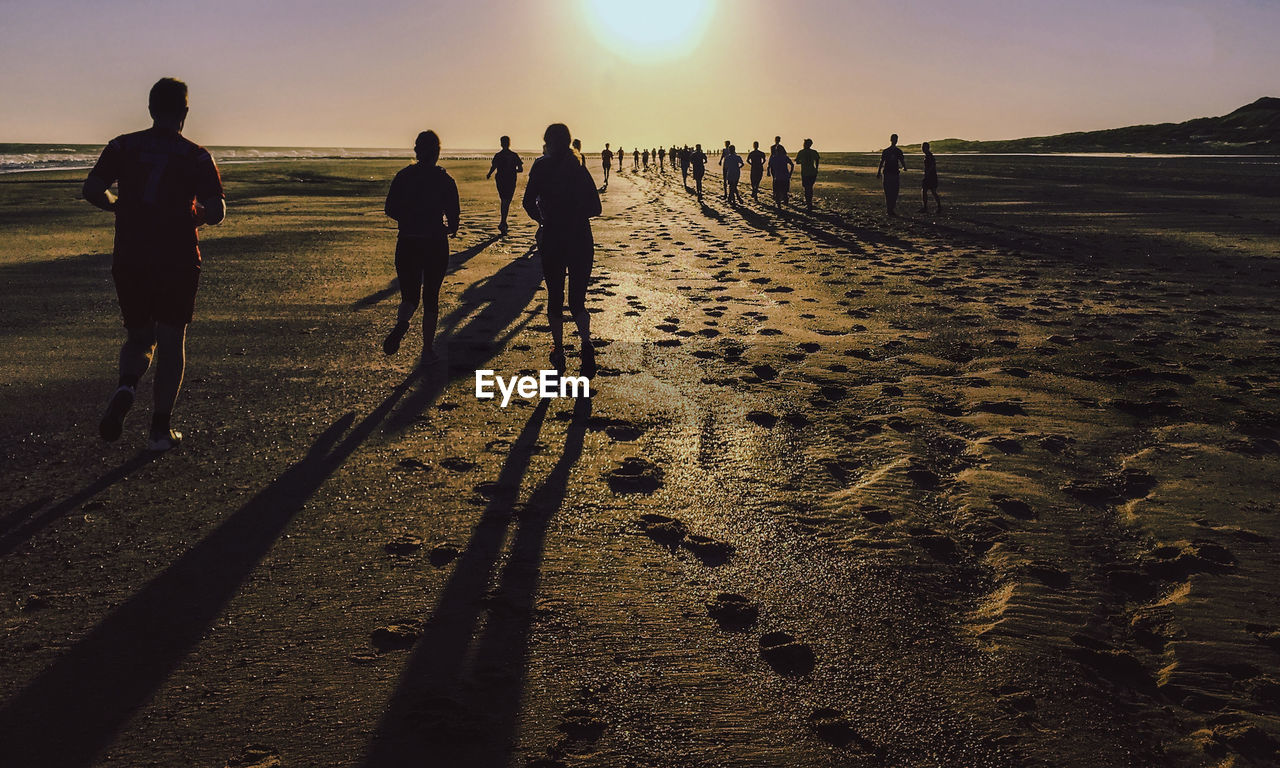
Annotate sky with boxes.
[1,0,1278,150]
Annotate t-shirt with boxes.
[747,149,766,172]
[87,127,224,267]
[923,153,937,179]
[722,153,744,180]
[795,147,820,177]
[522,150,602,231]
[385,163,460,238]
[768,151,792,178]
[489,149,523,184]
[602,149,613,165]
[881,146,905,176]
[690,151,708,175]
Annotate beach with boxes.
[2,154,1280,767]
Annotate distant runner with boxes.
[767,144,794,209]
[876,133,907,216]
[723,144,745,205]
[486,135,524,234]
[601,142,613,187]
[690,144,709,200]
[795,138,820,211]
[383,130,461,363]
[746,141,767,201]
[85,77,225,452]
[920,141,941,213]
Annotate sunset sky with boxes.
[2,0,1277,150]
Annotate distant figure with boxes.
[771,135,787,157]
[767,144,794,209]
[633,148,640,169]
[383,130,461,363]
[84,77,225,452]
[486,135,524,234]
[642,148,649,170]
[690,144,709,199]
[601,142,613,187]
[718,139,731,197]
[658,146,665,171]
[616,146,623,173]
[876,133,907,216]
[920,142,941,213]
[679,145,691,186]
[795,138,820,211]
[723,144,745,205]
[523,123,603,375]
[746,141,767,201]
[572,138,586,167]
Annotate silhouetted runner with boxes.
[920,141,941,213]
[767,144,794,209]
[486,135,524,234]
[523,123,603,376]
[719,139,731,197]
[876,133,907,216]
[690,144,709,200]
[642,148,649,170]
[747,141,766,201]
[383,130,461,363]
[572,138,586,167]
[795,138,820,211]
[723,144,744,205]
[658,146,665,171]
[85,77,225,452]
[601,142,613,187]
[633,148,640,170]
[680,145,691,186]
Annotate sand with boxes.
[1,154,1279,767]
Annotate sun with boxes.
[582,0,716,60]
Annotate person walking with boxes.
[85,77,225,452]
[522,123,603,375]
[601,142,613,187]
[795,138,820,211]
[919,141,941,213]
[383,130,461,363]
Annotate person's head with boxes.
[890,133,898,145]
[753,141,760,149]
[148,77,189,129]
[695,143,702,151]
[724,140,730,148]
[573,138,582,152]
[543,123,571,155]
[804,138,813,148]
[414,130,441,165]
[774,135,781,144]
[922,141,931,154]
[728,144,736,154]
[500,135,510,149]
[605,142,610,149]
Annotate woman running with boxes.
[522,123,603,375]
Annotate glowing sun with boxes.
[582,0,716,59]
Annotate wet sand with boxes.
[2,155,1279,767]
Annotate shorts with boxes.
[922,176,939,190]
[112,260,200,328]
[801,174,817,189]
[496,177,517,201]
[539,225,594,314]
[395,235,450,306]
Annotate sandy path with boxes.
[2,161,1279,767]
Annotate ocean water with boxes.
[0,144,517,174]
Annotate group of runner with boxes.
[83,78,942,452]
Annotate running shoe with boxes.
[147,429,183,452]
[549,349,566,375]
[383,322,409,355]
[98,386,135,442]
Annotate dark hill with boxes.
[912,98,1280,154]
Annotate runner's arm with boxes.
[444,176,461,236]
[521,168,541,224]
[82,175,117,212]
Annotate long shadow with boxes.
[361,395,593,767]
[381,241,545,434]
[0,453,155,557]
[0,369,424,768]
[349,234,503,311]
[0,252,111,336]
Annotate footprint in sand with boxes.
[439,456,477,472]
[384,535,424,556]
[429,543,461,567]
[746,411,778,428]
[684,534,734,565]
[759,631,816,675]
[909,527,959,562]
[808,709,876,752]
[707,593,759,631]
[553,709,607,757]
[637,513,687,546]
[370,621,423,652]
[992,495,1037,520]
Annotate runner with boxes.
[642,148,649,170]
[920,141,941,213]
[723,144,745,205]
[767,144,794,209]
[795,138,820,211]
[382,130,461,363]
[601,142,613,188]
[84,77,225,452]
[746,141,767,201]
[876,133,907,216]
[523,123,603,376]
[690,143,709,200]
[486,135,524,234]
[679,145,691,187]
[658,146,665,172]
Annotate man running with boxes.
[658,146,665,171]
[795,138,820,211]
[920,141,941,213]
[486,135,523,234]
[85,77,225,452]
[679,145,691,187]
[767,144,794,209]
[523,123,603,375]
[723,144,745,205]
[876,133,907,216]
[746,141,767,201]
[642,148,649,170]
[690,144,709,200]
[718,139,731,198]
[633,148,640,170]
[383,130,461,363]
[601,142,613,188]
